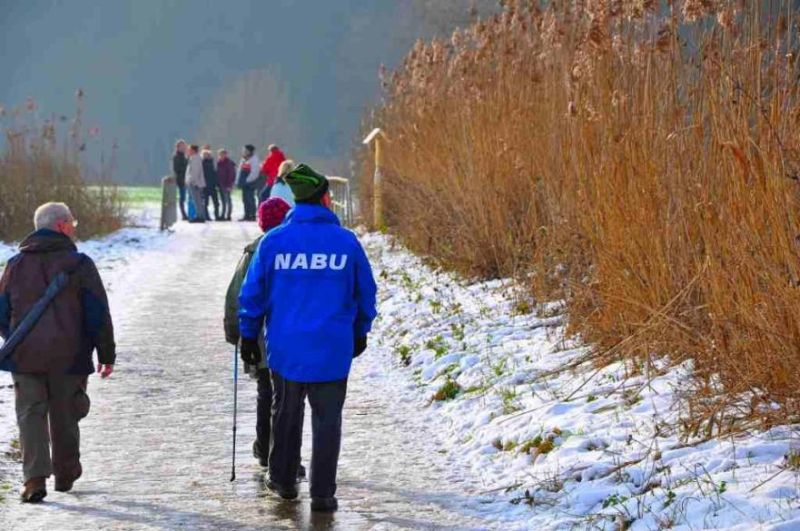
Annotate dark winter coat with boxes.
[224,235,266,371]
[202,157,218,189]
[173,152,188,187]
[217,158,236,191]
[0,230,116,374]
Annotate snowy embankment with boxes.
[361,231,800,530]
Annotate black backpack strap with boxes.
[0,254,89,364]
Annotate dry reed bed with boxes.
[0,93,125,242]
[362,0,800,433]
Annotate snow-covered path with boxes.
[0,221,503,530]
[5,217,800,530]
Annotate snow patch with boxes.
[360,231,800,530]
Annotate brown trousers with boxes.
[12,373,90,481]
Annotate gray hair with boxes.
[33,202,72,231]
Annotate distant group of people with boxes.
[172,140,292,223]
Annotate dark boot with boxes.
[266,479,298,500]
[20,477,47,503]
[55,462,82,492]
[311,497,338,512]
[253,440,268,468]
[254,440,305,478]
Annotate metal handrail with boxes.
[327,176,353,226]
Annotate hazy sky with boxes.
[1,0,496,183]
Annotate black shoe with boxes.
[266,479,298,500]
[253,440,268,468]
[311,497,338,512]
[297,464,306,479]
[55,462,82,492]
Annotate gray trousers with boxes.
[189,185,206,220]
[13,374,90,481]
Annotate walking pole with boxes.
[230,343,239,482]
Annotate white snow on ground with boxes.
[360,231,800,531]
[2,206,800,529]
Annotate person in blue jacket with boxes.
[238,163,377,513]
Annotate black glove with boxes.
[240,338,261,365]
[353,336,368,358]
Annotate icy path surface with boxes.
[0,221,507,530]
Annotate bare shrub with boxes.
[0,92,125,242]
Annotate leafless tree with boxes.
[197,68,303,157]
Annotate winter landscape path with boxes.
[0,221,504,530]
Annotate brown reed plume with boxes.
[362,0,800,434]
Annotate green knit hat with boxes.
[285,163,329,202]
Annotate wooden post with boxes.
[363,128,387,229]
[160,175,177,231]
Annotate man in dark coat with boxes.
[216,149,237,221]
[173,140,188,220]
[0,202,116,503]
[202,147,221,221]
[236,144,261,222]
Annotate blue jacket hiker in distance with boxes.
[237,164,377,512]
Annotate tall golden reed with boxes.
[364,0,800,433]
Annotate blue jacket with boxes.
[238,204,377,382]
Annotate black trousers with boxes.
[256,369,272,456]
[204,184,220,219]
[242,184,256,220]
[259,183,272,204]
[177,183,187,219]
[269,371,347,498]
